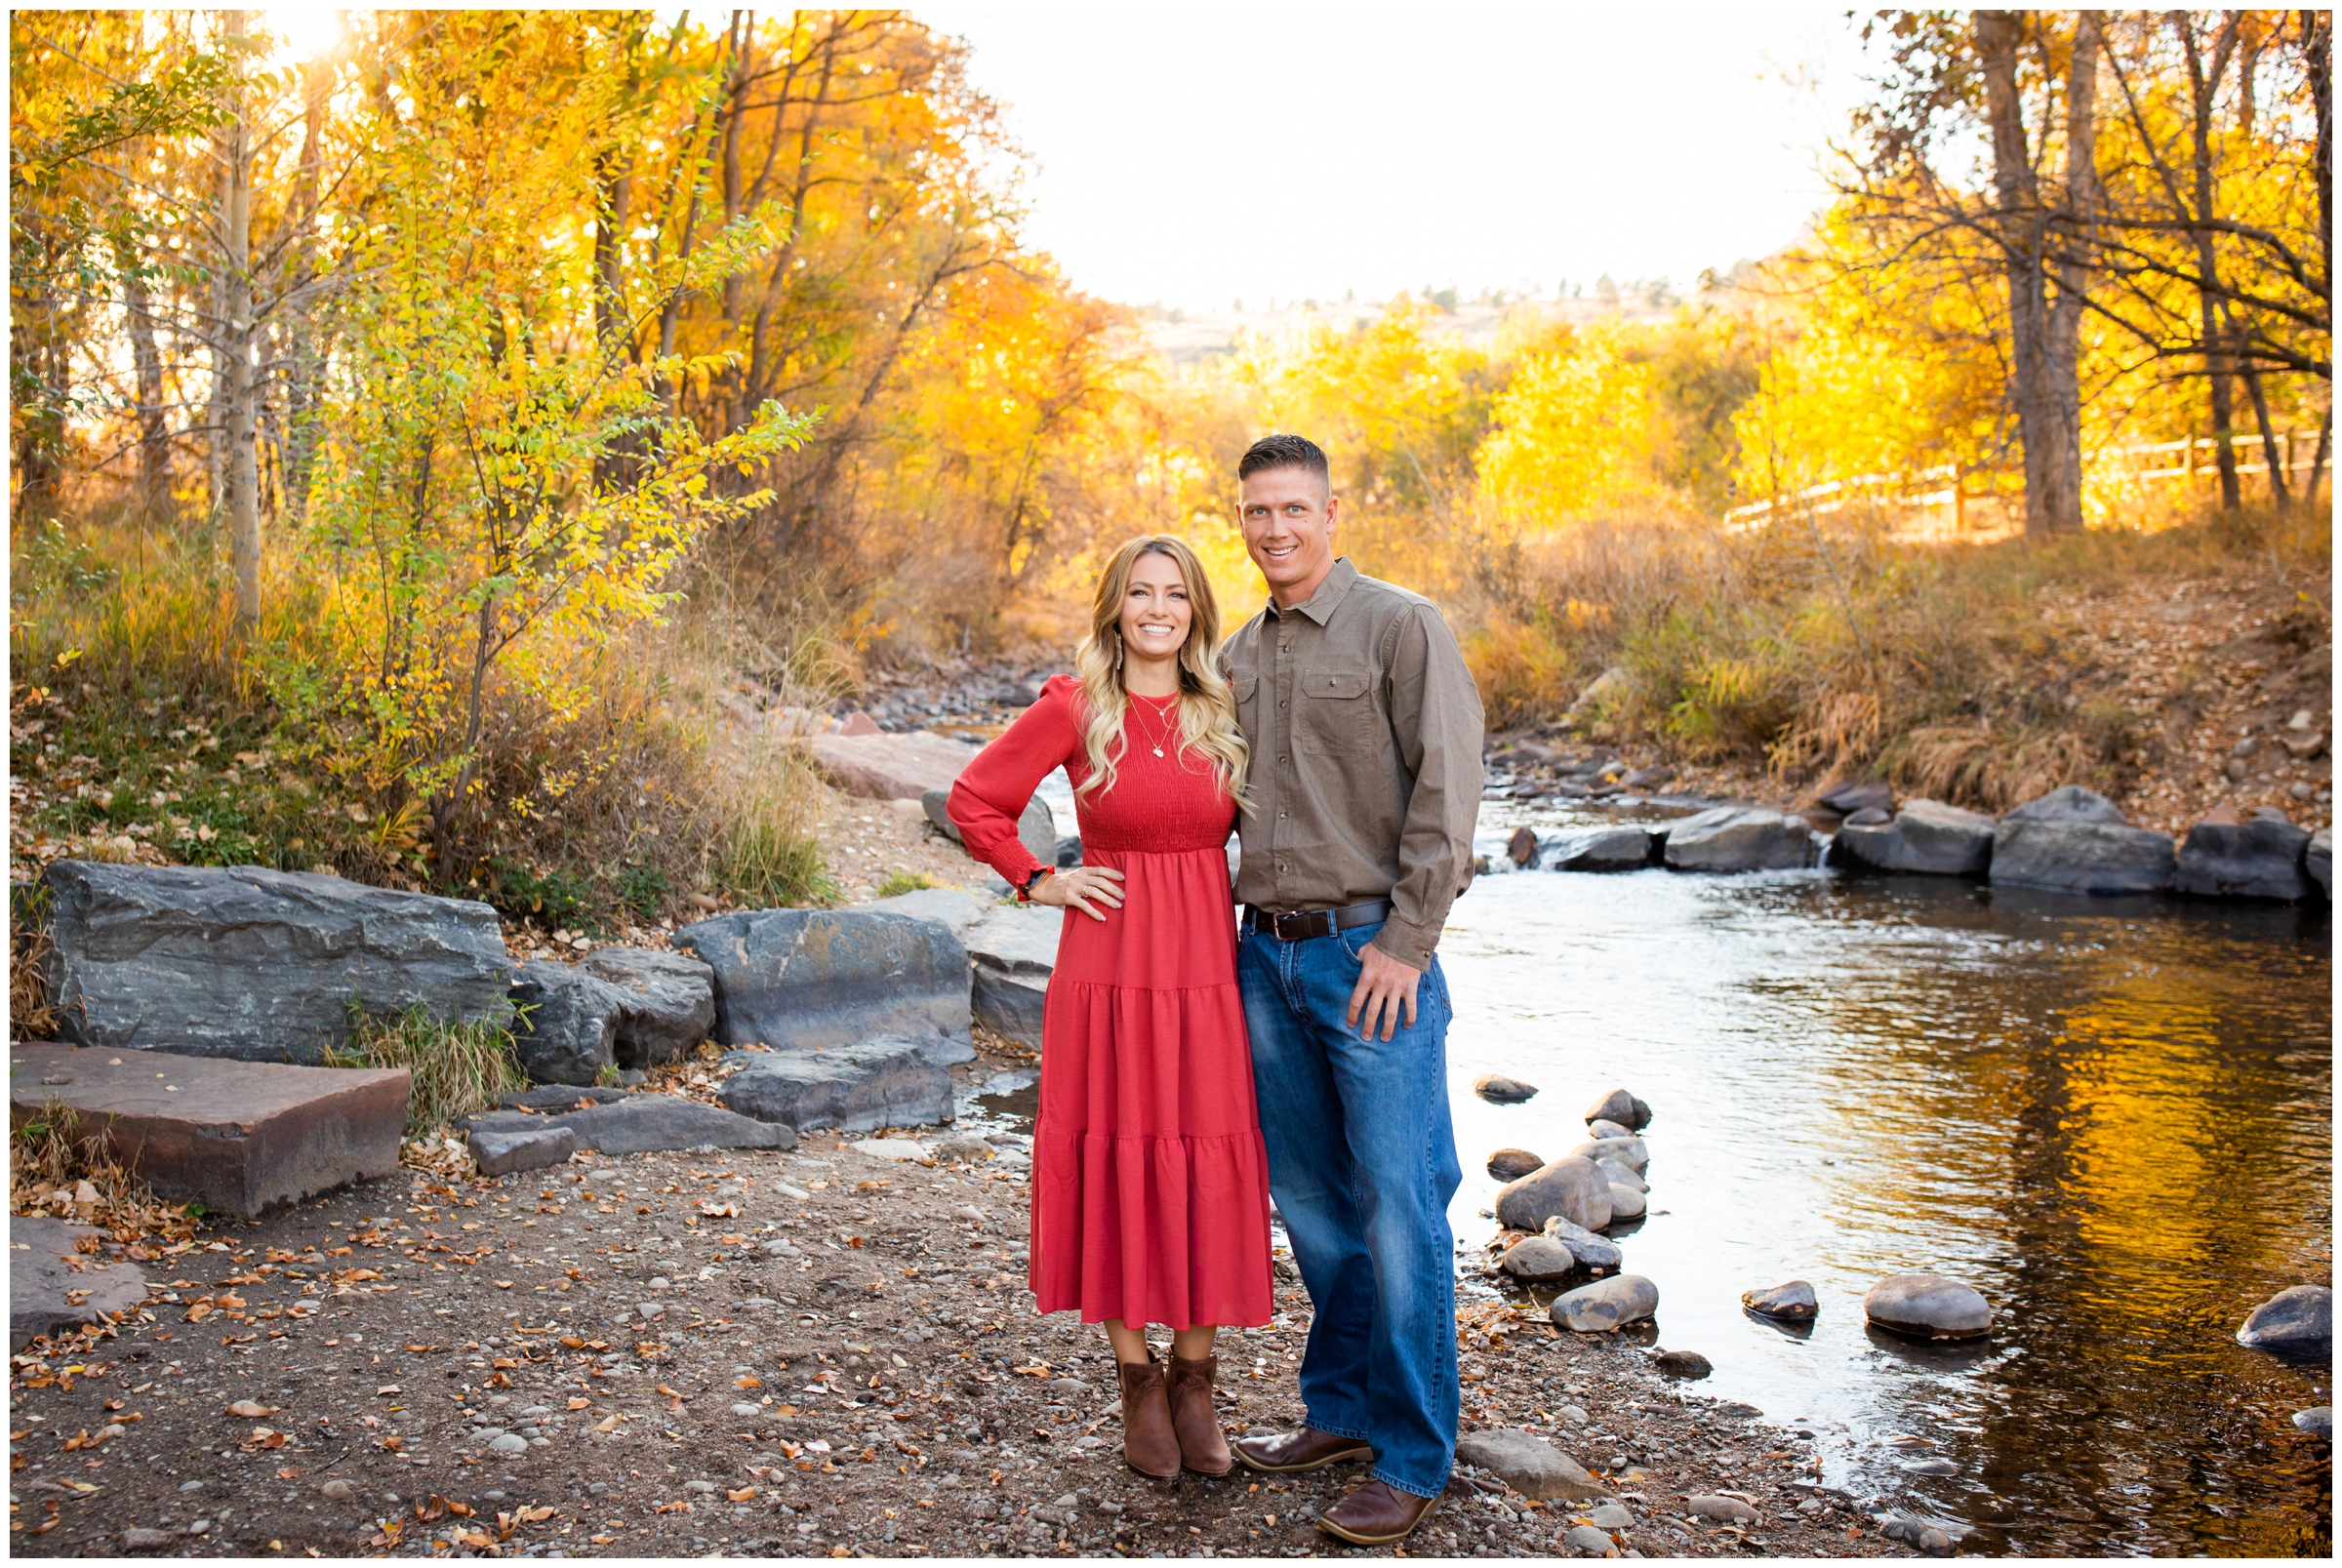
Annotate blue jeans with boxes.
[1239,919,1461,1500]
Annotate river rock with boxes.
[465,1096,792,1156]
[1507,825,1543,867]
[1651,1347,1711,1379]
[717,1037,954,1133]
[2236,1284,2332,1353]
[507,960,630,1086]
[1836,798,1997,877]
[1487,1147,1546,1181]
[497,1084,626,1110]
[1586,1117,1634,1142]
[1661,807,1817,872]
[10,1216,148,1350]
[466,1121,576,1178]
[1585,1087,1652,1131]
[579,947,717,1066]
[1990,813,2175,895]
[2293,1407,2332,1440]
[1817,779,1894,816]
[1553,1273,1659,1332]
[1499,1235,1580,1284]
[2309,829,2332,899]
[1863,1272,1992,1341]
[1559,1522,1615,1556]
[1474,1073,1540,1104]
[1541,1216,1624,1273]
[1595,1158,1645,1193]
[2175,809,2314,901]
[41,861,511,1061]
[1569,1136,1648,1174]
[2004,784,2127,824]
[1497,1156,1612,1232]
[672,908,972,1064]
[923,787,1057,871]
[1741,1279,1818,1322]
[1453,1428,1601,1501]
[964,904,1059,1050]
[809,729,980,800]
[1604,1183,1646,1220]
[1687,1495,1757,1524]
[854,885,996,940]
[1550,825,1656,872]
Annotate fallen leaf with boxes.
[734,1375,762,1389]
[566,1397,590,1410]
[518,1506,554,1523]
[727,1486,757,1502]
[226,1400,275,1419]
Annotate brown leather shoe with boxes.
[1167,1355,1232,1475]
[1315,1478,1438,1546]
[1115,1357,1180,1479]
[1231,1425,1375,1474]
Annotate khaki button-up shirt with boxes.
[1221,557,1485,970]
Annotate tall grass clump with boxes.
[324,1005,527,1138]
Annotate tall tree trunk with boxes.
[279,56,331,527]
[121,263,170,513]
[2037,12,2098,533]
[221,9,261,624]
[1978,11,2075,535]
[2178,12,2243,510]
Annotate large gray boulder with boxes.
[2237,1285,2331,1355]
[1661,807,1817,872]
[672,908,973,1065]
[1863,1272,1992,1341]
[465,1094,792,1155]
[1496,1156,1613,1233]
[1547,825,1657,872]
[963,905,1059,1050]
[2310,829,2333,900]
[855,886,997,941]
[2175,808,2313,901]
[1990,788,2174,895]
[716,1038,955,1133]
[1836,798,1996,877]
[580,947,716,1065]
[1453,1428,1601,1501]
[41,861,510,1062]
[507,960,628,1085]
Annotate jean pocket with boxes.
[1334,919,1386,964]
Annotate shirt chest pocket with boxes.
[1295,664,1382,757]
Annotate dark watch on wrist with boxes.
[1020,865,1051,901]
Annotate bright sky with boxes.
[920,4,1878,311]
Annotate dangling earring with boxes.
[1112,631,1124,672]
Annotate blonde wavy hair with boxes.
[1072,536,1249,804]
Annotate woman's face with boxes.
[1118,550,1193,663]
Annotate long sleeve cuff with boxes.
[1370,912,1439,972]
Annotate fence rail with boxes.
[1723,430,2327,533]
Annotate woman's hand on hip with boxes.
[1029,865,1125,921]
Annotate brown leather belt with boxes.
[1242,900,1393,942]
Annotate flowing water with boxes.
[1007,775,2332,1553]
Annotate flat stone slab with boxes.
[1662,807,1817,872]
[1454,1427,1601,1501]
[10,1215,148,1350]
[1836,798,1997,877]
[853,887,998,941]
[467,1121,576,1177]
[672,908,973,1064]
[717,1037,954,1133]
[9,1043,408,1218]
[41,861,511,1062]
[808,730,981,800]
[466,1095,792,1156]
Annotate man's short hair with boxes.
[1237,433,1330,489]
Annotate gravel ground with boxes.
[10,1053,1918,1562]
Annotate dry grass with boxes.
[321,1005,528,1138]
[8,1097,198,1240]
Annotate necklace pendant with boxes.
[1151,746,1165,757]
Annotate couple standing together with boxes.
[949,433,1484,1546]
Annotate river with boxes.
[1008,776,2332,1554]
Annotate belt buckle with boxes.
[1272,908,1307,941]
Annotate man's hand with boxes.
[1346,941,1422,1042]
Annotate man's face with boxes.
[1238,465,1340,603]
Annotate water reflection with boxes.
[1446,803,2331,1555]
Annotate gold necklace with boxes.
[1130,693,1178,758]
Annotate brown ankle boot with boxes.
[1116,1356,1180,1479]
[1168,1355,1232,1476]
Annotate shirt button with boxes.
[1278,755,1288,764]
[1278,700,1288,708]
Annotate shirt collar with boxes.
[1267,556,1359,625]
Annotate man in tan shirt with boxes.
[1220,434,1483,1546]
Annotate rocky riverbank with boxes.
[12,1096,1930,1562]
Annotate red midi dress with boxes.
[947,674,1272,1330]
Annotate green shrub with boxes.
[324,1004,526,1137]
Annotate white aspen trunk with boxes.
[221,9,261,623]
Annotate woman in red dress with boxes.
[949,535,1272,1479]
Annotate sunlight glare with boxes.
[267,7,343,64]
